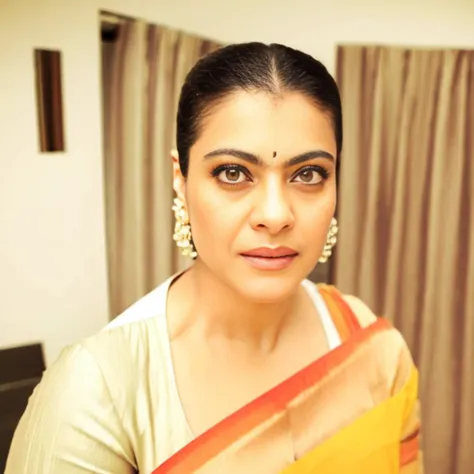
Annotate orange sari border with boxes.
[318,285,362,340]
[400,428,421,466]
[152,316,393,474]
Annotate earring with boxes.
[172,197,197,258]
[319,217,338,263]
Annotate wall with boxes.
[1,0,473,364]
[0,0,109,365]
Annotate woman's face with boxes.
[174,91,337,302]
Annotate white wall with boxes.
[0,0,109,365]
[1,0,473,364]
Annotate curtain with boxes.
[334,45,474,474]
[102,20,221,318]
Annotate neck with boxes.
[170,260,304,354]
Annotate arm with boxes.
[5,344,136,474]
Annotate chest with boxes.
[134,335,399,474]
[170,323,330,438]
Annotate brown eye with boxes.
[292,166,328,185]
[299,170,315,183]
[217,167,247,184]
[225,169,241,181]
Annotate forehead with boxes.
[194,91,336,158]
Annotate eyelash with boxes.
[210,164,330,186]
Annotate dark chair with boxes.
[0,343,45,471]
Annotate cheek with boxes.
[187,188,243,254]
[296,190,336,249]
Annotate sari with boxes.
[152,285,422,474]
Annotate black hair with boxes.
[176,42,342,177]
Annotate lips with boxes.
[240,246,298,258]
[239,247,299,271]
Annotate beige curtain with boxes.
[334,45,474,474]
[102,20,221,318]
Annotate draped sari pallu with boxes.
[152,286,423,474]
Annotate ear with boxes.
[171,149,186,202]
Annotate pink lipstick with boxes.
[239,246,298,271]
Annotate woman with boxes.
[6,43,422,473]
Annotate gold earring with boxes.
[319,217,338,263]
[172,197,197,258]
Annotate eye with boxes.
[291,166,328,185]
[212,165,250,185]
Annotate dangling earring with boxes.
[319,217,338,263]
[172,197,197,258]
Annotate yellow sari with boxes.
[152,286,422,474]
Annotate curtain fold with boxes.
[102,20,221,318]
[335,45,474,474]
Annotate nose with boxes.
[249,177,295,235]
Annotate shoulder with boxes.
[337,289,411,361]
[85,280,169,363]
[310,281,417,392]
[6,343,137,472]
[311,281,379,329]
[340,293,378,328]
[32,277,172,427]
[14,343,120,410]
[37,344,119,410]
[83,273,175,373]
[79,277,174,409]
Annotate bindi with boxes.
[272,151,277,159]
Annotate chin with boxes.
[239,279,300,303]
[231,269,307,304]
[198,254,316,303]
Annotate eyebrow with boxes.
[203,148,335,167]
